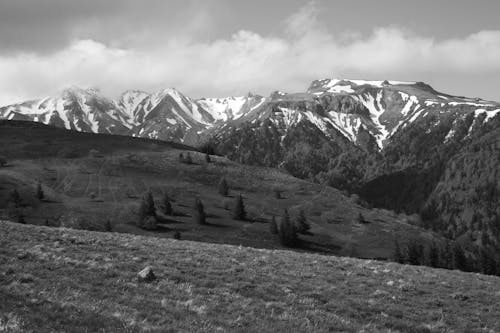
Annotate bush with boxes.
[273,188,282,199]
[218,177,229,196]
[173,231,181,240]
[193,198,206,225]
[141,216,158,230]
[232,194,246,220]
[0,156,7,167]
[104,220,113,232]
[205,153,211,163]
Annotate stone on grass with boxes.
[137,266,156,283]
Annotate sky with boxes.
[1,0,500,105]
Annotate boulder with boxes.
[137,266,156,283]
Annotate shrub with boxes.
[173,231,181,240]
[232,194,246,220]
[273,188,282,199]
[278,209,298,247]
[178,153,185,163]
[193,198,206,225]
[89,149,103,158]
[218,177,229,196]
[205,153,211,163]
[295,210,310,234]
[89,192,97,200]
[0,156,7,167]
[104,220,113,232]
[357,212,368,224]
[142,216,158,230]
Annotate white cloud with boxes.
[1,2,500,105]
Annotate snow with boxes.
[448,101,494,107]
[166,118,177,125]
[474,109,500,123]
[355,91,388,149]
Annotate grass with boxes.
[0,121,441,261]
[1,221,499,332]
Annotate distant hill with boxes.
[1,220,499,332]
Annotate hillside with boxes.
[0,120,437,260]
[1,221,500,332]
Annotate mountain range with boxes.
[1,78,500,249]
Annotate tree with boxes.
[185,153,193,164]
[173,231,181,239]
[218,177,229,196]
[393,240,405,264]
[105,220,113,232]
[428,242,440,268]
[295,209,310,234]
[273,188,282,199]
[278,209,298,247]
[453,244,468,271]
[36,182,44,200]
[193,198,206,225]
[269,215,278,234]
[138,190,156,227]
[17,214,26,224]
[406,239,423,266]
[161,192,173,216]
[205,153,211,163]
[357,212,368,224]
[442,242,453,269]
[178,153,185,163]
[232,194,246,220]
[0,156,6,167]
[9,189,21,208]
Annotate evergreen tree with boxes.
[173,231,181,240]
[278,209,298,247]
[232,194,246,220]
[161,192,173,216]
[442,242,453,269]
[428,242,440,268]
[0,156,6,167]
[9,189,21,208]
[205,153,211,163]
[44,219,50,226]
[357,212,368,224]
[269,215,278,234]
[178,153,185,163]
[138,190,156,227]
[393,240,405,264]
[105,219,112,232]
[406,239,423,266]
[17,214,26,224]
[453,244,468,271]
[36,182,44,200]
[295,209,310,234]
[185,153,193,164]
[218,177,229,196]
[193,198,206,225]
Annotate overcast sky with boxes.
[1,0,500,105]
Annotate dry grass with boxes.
[1,221,499,332]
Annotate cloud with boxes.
[1,1,500,105]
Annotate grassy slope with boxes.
[0,120,433,259]
[1,221,499,333]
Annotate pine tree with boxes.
[179,153,185,163]
[161,192,173,216]
[406,239,423,266]
[428,242,440,268]
[17,214,26,224]
[193,198,206,225]
[205,153,211,163]
[138,190,156,227]
[442,242,453,269]
[453,244,468,271]
[269,215,278,234]
[278,209,298,247]
[185,153,193,164]
[393,240,405,264]
[295,209,310,234]
[105,219,112,232]
[9,189,21,208]
[36,182,44,200]
[218,177,229,196]
[232,194,246,220]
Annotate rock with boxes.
[137,266,156,283]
